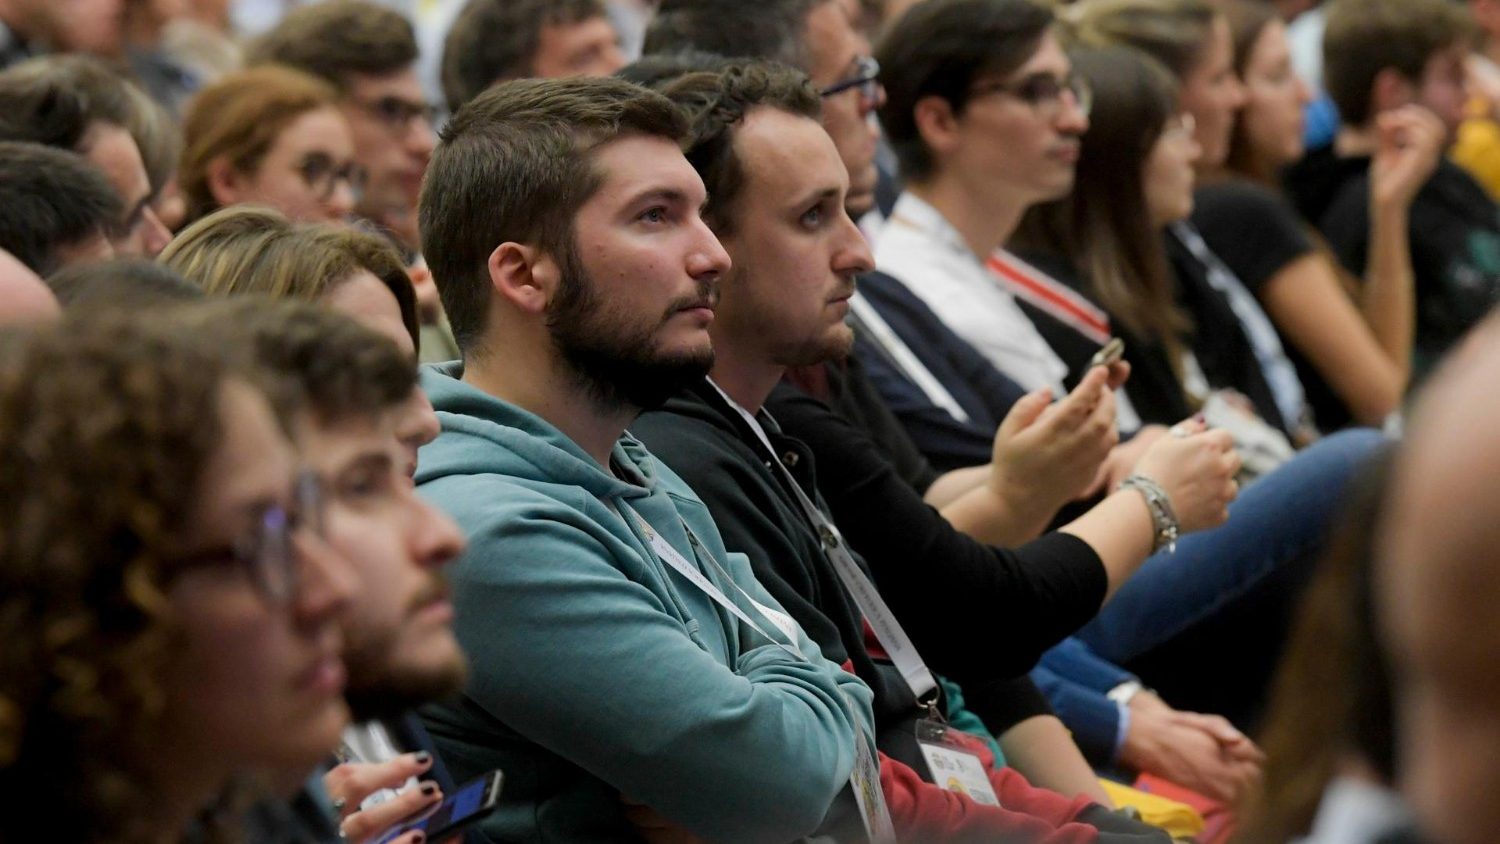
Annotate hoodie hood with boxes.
[416,361,664,506]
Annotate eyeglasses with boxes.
[295,153,368,203]
[348,94,439,134]
[172,471,326,607]
[820,56,881,106]
[968,72,1093,120]
[1163,111,1197,141]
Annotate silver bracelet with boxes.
[1118,473,1179,554]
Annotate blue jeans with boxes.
[1073,427,1386,725]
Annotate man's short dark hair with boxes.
[644,0,825,70]
[171,298,417,429]
[0,142,122,276]
[246,0,419,89]
[876,0,1054,182]
[441,0,609,113]
[656,61,821,235]
[420,76,688,358]
[0,71,93,150]
[1323,0,1473,127]
[47,258,204,311]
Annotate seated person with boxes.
[1197,0,1443,430]
[0,311,354,841]
[632,59,1197,838]
[867,0,1383,782]
[179,66,363,228]
[1284,0,1496,378]
[414,75,877,842]
[0,141,120,274]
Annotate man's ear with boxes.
[913,94,963,164]
[1371,67,1416,117]
[487,241,558,315]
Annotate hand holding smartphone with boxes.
[375,770,503,844]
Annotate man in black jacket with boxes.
[630,58,1202,842]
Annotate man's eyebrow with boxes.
[626,187,692,207]
[336,450,394,478]
[788,185,842,209]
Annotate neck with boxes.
[1334,124,1379,159]
[464,348,634,468]
[707,333,784,413]
[143,741,238,843]
[907,172,1029,260]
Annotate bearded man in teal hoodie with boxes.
[412,75,879,843]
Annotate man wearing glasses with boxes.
[250,1,439,255]
[645,0,885,221]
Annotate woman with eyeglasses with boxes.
[0,311,355,842]
[1188,0,1444,432]
[179,65,366,229]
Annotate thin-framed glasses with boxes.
[968,72,1093,120]
[347,94,439,134]
[172,470,326,607]
[820,56,881,106]
[295,153,368,203]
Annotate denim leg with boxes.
[1075,427,1387,663]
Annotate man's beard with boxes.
[546,244,716,412]
[342,576,468,723]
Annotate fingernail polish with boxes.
[421,782,438,796]
[414,751,432,765]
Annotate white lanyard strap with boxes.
[707,381,941,706]
[613,501,895,842]
[849,293,971,424]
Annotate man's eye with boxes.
[641,207,667,224]
[801,206,824,228]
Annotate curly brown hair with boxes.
[0,312,236,841]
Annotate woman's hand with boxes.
[324,753,443,844]
[1131,418,1240,534]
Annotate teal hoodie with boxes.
[414,363,876,843]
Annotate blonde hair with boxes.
[178,65,342,225]
[159,206,420,349]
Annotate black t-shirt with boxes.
[1290,150,1500,376]
[1194,181,1353,430]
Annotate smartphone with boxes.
[1089,337,1125,368]
[376,770,503,844]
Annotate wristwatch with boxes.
[1106,679,1146,706]
[1118,473,1180,553]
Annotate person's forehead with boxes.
[736,108,847,201]
[296,409,398,469]
[85,123,151,203]
[585,134,706,205]
[804,0,861,78]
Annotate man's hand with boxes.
[620,795,706,844]
[990,365,1121,516]
[1118,692,1264,803]
[324,753,443,844]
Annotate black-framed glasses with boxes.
[172,471,326,607]
[348,94,439,134]
[820,56,881,106]
[295,153,367,203]
[968,71,1093,120]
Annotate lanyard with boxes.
[849,293,971,424]
[707,381,941,709]
[611,501,896,843]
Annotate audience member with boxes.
[0,140,121,274]
[870,0,1382,778]
[645,0,885,220]
[0,55,174,256]
[416,74,878,842]
[1195,0,1443,431]
[0,0,123,67]
[440,0,624,114]
[0,246,60,323]
[179,66,361,227]
[1376,321,1500,844]
[175,299,468,844]
[1285,0,1494,378]
[0,311,356,841]
[632,59,1209,838]
[1453,0,1500,200]
[248,1,436,253]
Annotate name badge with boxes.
[916,720,1001,807]
[851,727,896,843]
